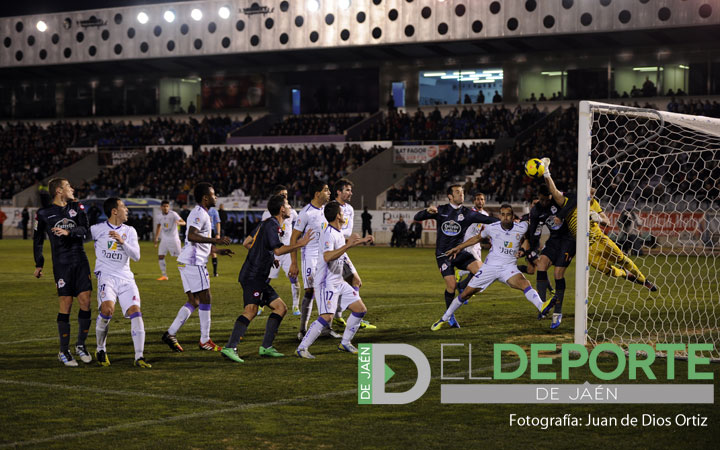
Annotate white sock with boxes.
[199,304,211,342]
[341,313,364,346]
[442,296,465,321]
[130,313,145,360]
[168,303,195,335]
[96,313,112,351]
[299,317,328,350]
[291,281,300,309]
[159,259,167,276]
[524,287,544,310]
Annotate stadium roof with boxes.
[0,1,178,18]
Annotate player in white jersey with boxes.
[296,201,373,358]
[261,185,301,315]
[431,204,556,330]
[154,200,185,281]
[161,183,234,353]
[331,179,377,330]
[91,198,151,368]
[289,180,331,340]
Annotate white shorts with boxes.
[158,237,182,257]
[97,276,141,318]
[178,263,210,294]
[315,280,362,315]
[467,264,521,293]
[269,253,294,281]
[302,255,318,289]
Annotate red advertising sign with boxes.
[604,212,705,236]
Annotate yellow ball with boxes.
[525,158,545,178]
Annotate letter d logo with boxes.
[358,344,431,404]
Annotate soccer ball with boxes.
[525,158,545,178]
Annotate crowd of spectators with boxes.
[359,105,546,142]
[666,98,720,117]
[0,116,242,199]
[387,141,495,205]
[389,106,579,206]
[264,114,365,136]
[394,99,718,208]
[86,116,240,147]
[0,122,90,199]
[3,101,718,206]
[524,92,563,102]
[76,144,384,206]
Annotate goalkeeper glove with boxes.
[541,157,551,178]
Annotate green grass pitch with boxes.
[0,239,717,449]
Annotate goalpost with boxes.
[576,101,720,360]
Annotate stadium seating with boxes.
[264,114,365,136]
[75,144,384,206]
[393,106,579,205]
[0,116,240,199]
[358,105,545,141]
[0,122,90,199]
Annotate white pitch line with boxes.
[0,360,519,448]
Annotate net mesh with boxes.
[586,104,720,360]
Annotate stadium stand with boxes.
[75,144,384,206]
[264,114,365,136]
[391,106,579,205]
[0,122,90,199]
[358,105,546,141]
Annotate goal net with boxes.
[576,101,720,360]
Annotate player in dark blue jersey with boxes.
[526,178,574,328]
[516,198,556,300]
[220,194,314,363]
[33,178,93,367]
[414,184,498,327]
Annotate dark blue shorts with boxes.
[541,237,576,268]
[241,281,279,307]
[436,250,477,277]
[53,261,93,297]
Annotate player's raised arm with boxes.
[414,205,438,221]
[541,158,566,206]
[467,208,499,225]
